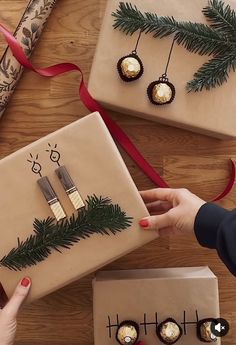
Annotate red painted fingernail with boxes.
[21,277,31,287]
[139,219,149,228]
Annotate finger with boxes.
[3,277,31,318]
[158,227,175,238]
[139,212,173,231]
[140,188,175,203]
[146,200,172,213]
[0,283,9,309]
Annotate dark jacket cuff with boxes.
[194,202,230,249]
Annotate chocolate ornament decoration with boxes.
[0,0,57,118]
[117,31,144,82]
[147,75,175,105]
[156,318,183,344]
[197,319,217,342]
[147,39,176,105]
[116,320,139,345]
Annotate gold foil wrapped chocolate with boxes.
[147,76,176,105]
[117,53,143,82]
[197,319,217,342]
[152,83,173,104]
[116,320,139,345]
[157,318,182,344]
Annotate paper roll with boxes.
[0,0,57,117]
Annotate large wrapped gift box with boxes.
[88,0,236,139]
[93,267,220,345]
[0,112,157,303]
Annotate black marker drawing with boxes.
[140,312,158,335]
[107,314,120,338]
[181,310,199,335]
[106,310,200,338]
[46,143,61,166]
[27,153,42,177]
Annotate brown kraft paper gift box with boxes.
[88,0,236,139]
[0,112,158,303]
[93,267,221,345]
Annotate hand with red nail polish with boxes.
[139,188,205,237]
[0,277,31,345]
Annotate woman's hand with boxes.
[139,188,206,237]
[0,278,31,345]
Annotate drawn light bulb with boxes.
[27,153,42,177]
[46,143,61,167]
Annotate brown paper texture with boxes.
[93,267,220,345]
[88,0,236,139]
[0,112,157,303]
[0,0,57,117]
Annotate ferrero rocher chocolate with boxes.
[147,79,176,105]
[197,319,217,342]
[121,57,141,78]
[117,54,143,82]
[116,320,139,345]
[157,318,182,344]
[152,83,172,104]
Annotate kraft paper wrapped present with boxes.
[88,0,236,139]
[93,267,221,345]
[0,112,157,304]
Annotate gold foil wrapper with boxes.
[0,0,57,117]
[152,83,173,104]
[116,322,139,345]
[121,57,141,78]
[200,322,217,342]
[160,321,181,343]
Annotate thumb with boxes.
[139,212,173,231]
[3,277,31,318]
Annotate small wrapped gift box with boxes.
[88,0,236,139]
[93,267,221,345]
[0,112,157,303]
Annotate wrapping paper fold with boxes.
[0,0,57,117]
[93,267,221,345]
[0,112,157,303]
[88,0,236,139]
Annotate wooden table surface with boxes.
[0,1,236,344]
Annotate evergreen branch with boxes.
[112,1,236,91]
[203,0,236,39]
[112,2,235,56]
[187,50,236,91]
[0,195,133,271]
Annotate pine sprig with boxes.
[203,0,236,39]
[112,1,236,91]
[187,51,236,91]
[0,195,133,271]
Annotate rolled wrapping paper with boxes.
[0,0,58,117]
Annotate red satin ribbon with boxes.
[0,23,235,311]
[0,23,234,200]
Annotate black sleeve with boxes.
[194,202,236,276]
